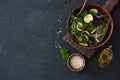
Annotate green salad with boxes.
[70,8,110,47]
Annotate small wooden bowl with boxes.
[67,4,114,49]
[67,53,85,72]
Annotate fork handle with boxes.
[77,0,88,15]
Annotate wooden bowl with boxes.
[67,4,114,49]
[67,53,85,72]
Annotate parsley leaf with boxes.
[60,48,69,60]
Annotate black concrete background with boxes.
[0,0,120,80]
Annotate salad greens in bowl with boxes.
[67,4,113,49]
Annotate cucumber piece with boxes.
[84,14,93,23]
[79,42,88,46]
[91,28,97,34]
[90,9,98,15]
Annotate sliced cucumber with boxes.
[91,28,97,34]
[84,14,93,23]
[90,9,98,15]
[79,42,88,46]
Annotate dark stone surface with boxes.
[0,0,119,80]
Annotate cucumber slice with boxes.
[90,9,98,14]
[91,28,97,34]
[84,14,93,23]
[79,42,88,46]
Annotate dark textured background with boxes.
[0,0,120,80]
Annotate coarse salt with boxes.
[70,55,84,69]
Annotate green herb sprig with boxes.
[60,48,69,60]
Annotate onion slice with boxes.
[84,14,93,23]
[95,33,102,42]
[76,25,84,31]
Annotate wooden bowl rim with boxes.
[67,4,114,49]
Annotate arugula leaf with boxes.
[98,24,109,42]
[79,11,88,17]
[102,15,110,24]
[60,48,69,60]
[71,21,77,35]
[85,21,96,33]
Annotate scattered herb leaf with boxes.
[60,48,69,60]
